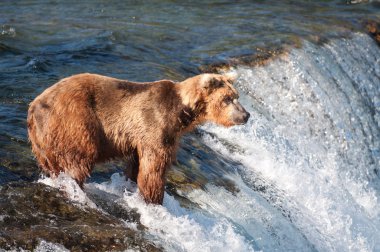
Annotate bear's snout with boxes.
[231,100,250,125]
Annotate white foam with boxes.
[34,240,69,252]
[88,172,136,196]
[0,215,8,222]
[89,173,255,252]
[38,173,97,209]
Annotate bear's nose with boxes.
[243,112,250,123]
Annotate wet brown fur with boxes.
[28,73,240,204]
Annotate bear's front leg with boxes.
[137,148,171,204]
[124,148,139,183]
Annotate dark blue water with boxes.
[1,1,380,251]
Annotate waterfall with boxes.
[200,32,380,251]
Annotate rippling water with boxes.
[1,1,380,251]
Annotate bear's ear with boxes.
[224,72,237,84]
[200,75,224,91]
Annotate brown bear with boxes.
[27,73,250,204]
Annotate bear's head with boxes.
[178,73,250,128]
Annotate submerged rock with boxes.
[0,182,160,252]
[167,135,241,199]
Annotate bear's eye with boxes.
[223,96,233,105]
